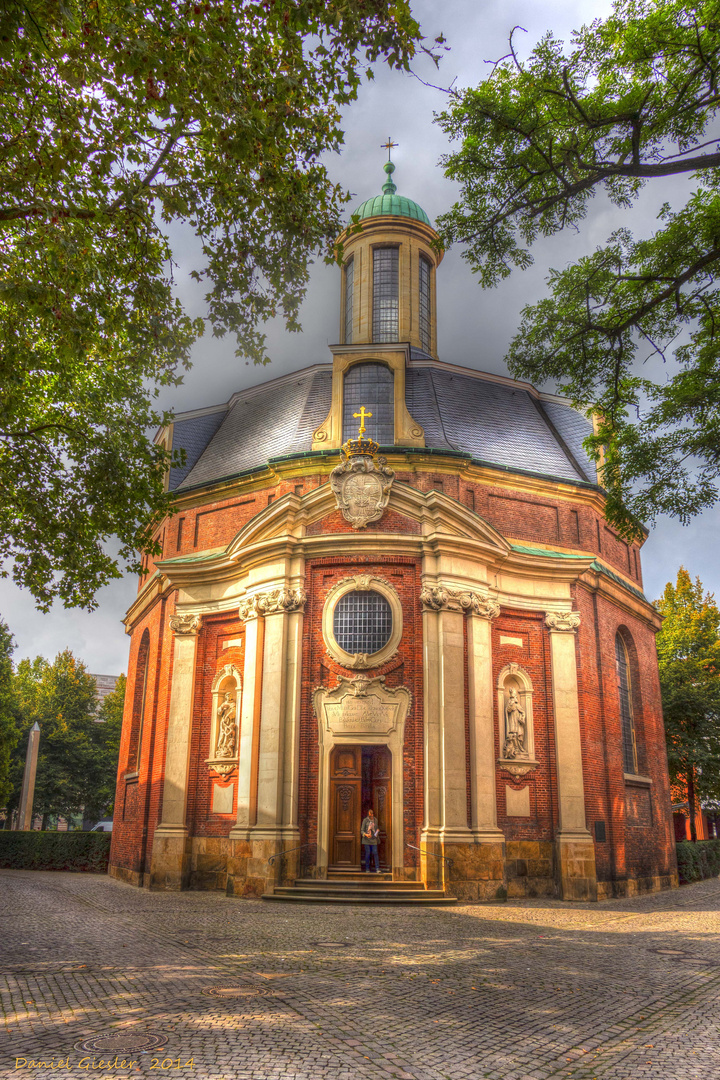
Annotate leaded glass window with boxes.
[344,257,354,344]
[342,362,394,443]
[419,255,431,352]
[373,247,399,342]
[333,591,393,656]
[616,634,638,773]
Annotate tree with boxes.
[1,0,433,611]
[0,619,19,810]
[436,0,720,539]
[655,567,720,841]
[10,649,121,822]
[92,674,125,820]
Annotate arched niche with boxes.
[206,663,242,777]
[496,663,538,777]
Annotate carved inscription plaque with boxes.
[313,674,410,738]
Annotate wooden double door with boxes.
[329,744,391,870]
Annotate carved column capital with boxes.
[545,611,581,633]
[239,588,307,621]
[421,586,500,619]
[168,613,201,636]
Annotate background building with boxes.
[109,159,677,902]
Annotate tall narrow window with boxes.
[342,362,394,443]
[373,247,399,342]
[344,257,354,344]
[418,255,431,352]
[615,634,638,773]
[130,631,150,771]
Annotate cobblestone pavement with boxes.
[2,872,720,1080]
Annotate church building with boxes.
[109,155,678,902]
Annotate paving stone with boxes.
[1,872,720,1078]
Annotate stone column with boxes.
[229,587,306,895]
[545,611,597,901]
[149,613,200,890]
[466,599,505,846]
[231,599,264,837]
[420,585,474,889]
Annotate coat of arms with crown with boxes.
[329,407,396,529]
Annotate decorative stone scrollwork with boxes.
[497,662,538,777]
[545,611,581,633]
[168,614,201,636]
[238,588,307,621]
[323,576,402,670]
[206,663,242,777]
[330,450,395,529]
[420,586,500,619]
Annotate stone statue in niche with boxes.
[503,687,527,759]
[215,692,237,758]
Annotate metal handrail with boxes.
[405,843,454,870]
[267,842,316,866]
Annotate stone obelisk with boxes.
[17,722,40,831]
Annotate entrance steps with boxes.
[263,873,457,905]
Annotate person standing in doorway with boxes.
[361,809,380,872]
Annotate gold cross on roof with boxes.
[381,137,398,161]
[353,406,373,437]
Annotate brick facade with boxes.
[110,457,677,902]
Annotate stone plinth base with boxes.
[148,830,191,891]
[556,834,597,901]
[442,841,506,902]
[506,841,555,899]
[108,862,145,888]
[596,872,679,901]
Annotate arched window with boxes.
[344,257,354,344]
[372,247,399,342]
[342,362,394,443]
[128,630,150,771]
[615,633,638,774]
[418,255,431,353]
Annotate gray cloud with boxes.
[4,0,713,671]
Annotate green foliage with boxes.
[676,838,720,883]
[436,0,720,538]
[9,649,123,821]
[0,0,429,610]
[0,618,19,807]
[0,829,111,872]
[656,568,720,837]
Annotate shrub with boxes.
[676,839,720,884]
[0,830,111,872]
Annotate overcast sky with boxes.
[3,0,708,674]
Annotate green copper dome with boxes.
[351,161,431,226]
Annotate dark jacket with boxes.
[360,816,378,846]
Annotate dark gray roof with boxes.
[169,409,227,489]
[176,370,331,491]
[170,362,596,492]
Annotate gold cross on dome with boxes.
[381,137,398,161]
[353,406,373,437]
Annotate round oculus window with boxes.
[332,590,393,656]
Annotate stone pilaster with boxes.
[421,585,497,894]
[149,614,200,890]
[545,611,597,901]
[228,587,306,896]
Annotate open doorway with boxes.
[329,744,391,871]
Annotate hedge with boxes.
[0,830,111,872]
[676,838,720,884]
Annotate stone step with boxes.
[292,878,426,890]
[263,889,457,906]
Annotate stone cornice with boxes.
[421,586,500,619]
[545,611,581,633]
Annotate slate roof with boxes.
[169,362,596,492]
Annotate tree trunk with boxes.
[687,766,697,843]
